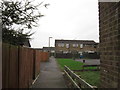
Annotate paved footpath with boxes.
[31,56,67,88]
[75,59,100,65]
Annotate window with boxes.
[66,44,69,48]
[58,43,64,47]
[73,44,78,48]
[80,44,83,48]
[63,51,69,54]
[94,45,97,48]
[78,51,83,55]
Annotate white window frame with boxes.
[73,44,78,48]
[66,44,69,48]
[80,44,83,48]
[58,43,64,47]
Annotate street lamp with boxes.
[49,37,52,55]
[49,37,52,47]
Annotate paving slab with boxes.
[31,56,67,88]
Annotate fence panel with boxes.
[19,47,34,88]
[2,43,50,88]
[39,52,43,62]
[28,49,34,86]
[45,52,49,61]
[19,47,28,88]
[2,44,10,88]
[9,45,18,88]
[25,48,30,87]
[40,52,43,62]
[35,50,41,78]
[55,53,73,58]
[42,52,45,62]
[41,52,49,62]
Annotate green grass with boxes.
[56,58,97,70]
[56,58,100,87]
[56,58,84,70]
[75,71,100,87]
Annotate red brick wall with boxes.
[99,2,120,88]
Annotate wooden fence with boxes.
[64,65,97,89]
[2,43,49,88]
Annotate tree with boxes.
[1,0,49,46]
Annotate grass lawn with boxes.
[75,71,100,87]
[56,58,100,87]
[56,58,97,70]
[56,58,84,70]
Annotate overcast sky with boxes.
[30,0,99,48]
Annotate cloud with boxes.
[31,0,99,48]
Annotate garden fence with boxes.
[2,43,49,88]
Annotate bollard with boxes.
[83,60,85,63]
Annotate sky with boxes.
[30,0,99,48]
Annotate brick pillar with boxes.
[99,2,120,88]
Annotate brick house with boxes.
[55,39,99,54]
[43,47,55,53]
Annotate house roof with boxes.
[55,39,97,44]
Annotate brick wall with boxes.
[55,43,97,53]
[99,2,120,88]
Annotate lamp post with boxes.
[49,37,52,47]
[49,37,52,54]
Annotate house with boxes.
[55,39,99,54]
[43,47,55,53]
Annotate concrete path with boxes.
[75,59,100,65]
[31,56,67,88]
